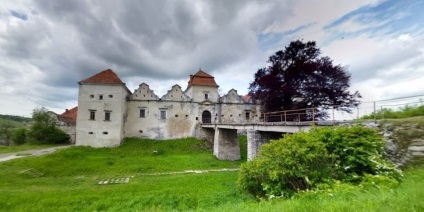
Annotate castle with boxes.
[75,69,261,147]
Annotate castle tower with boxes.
[184,70,219,103]
[75,69,131,147]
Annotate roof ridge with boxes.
[186,70,219,90]
[78,69,124,85]
[194,70,214,78]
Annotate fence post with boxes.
[357,107,359,119]
[284,111,287,124]
[373,101,376,124]
[332,106,335,125]
[381,106,384,120]
[312,108,315,122]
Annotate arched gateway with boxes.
[202,110,212,123]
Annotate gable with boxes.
[161,84,191,101]
[220,89,243,103]
[132,83,159,100]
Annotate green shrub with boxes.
[238,131,335,198]
[312,126,402,182]
[12,128,27,145]
[29,125,70,144]
[238,125,402,199]
[28,107,69,144]
[361,104,424,119]
[43,127,70,144]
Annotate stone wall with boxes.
[380,120,424,167]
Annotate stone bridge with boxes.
[200,121,337,161]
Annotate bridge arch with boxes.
[202,110,212,123]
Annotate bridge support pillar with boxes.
[247,130,285,160]
[198,127,215,147]
[247,130,262,160]
[213,128,240,161]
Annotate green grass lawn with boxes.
[0,137,423,211]
[0,143,68,154]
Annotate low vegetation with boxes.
[0,115,28,146]
[0,135,422,211]
[0,107,69,146]
[361,104,424,119]
[238,126,402,199]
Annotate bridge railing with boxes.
[262,107,319,124]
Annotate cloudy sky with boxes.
[1,0,423,117]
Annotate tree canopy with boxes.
[249,40,360,119]
[29,107,69,144]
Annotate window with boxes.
[245,111,250,120]
[160,110,167,119]
[105,111,111,121]
[139,109,146,118]
[205,93,209,99]
[99,95,103,100]
[89,110,96,120]
[90,94,94,98]
[103,131,108,135]
[88,132,93,135]
[108,94,113,98]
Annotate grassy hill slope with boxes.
[0,137,423,211]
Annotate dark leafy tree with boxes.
[29,107,70,144]
[249,40,360,120]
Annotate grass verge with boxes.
[0,137,423,211]
[0,143,68,154]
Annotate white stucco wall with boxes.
[186,85,219,103]
[75,81,261,147]
[219,89,260,124]
[76,84,129,147]
[125,100,198,139]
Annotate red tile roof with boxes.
[242,94,251,102]
[186,70,219,89]
[78,69,124,85]
[59,106,78,126]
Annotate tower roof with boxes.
[186,70,219,90]
[78,69,124,85]
[58,106,78,126]
[78,69,132,94]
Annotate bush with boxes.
[28,107,70,144]
[312,125,402,182]
[361,104,424,119]
[44,127,70,144]
[12,128,27,145]
[29,125,70,144]
[238,131,335,198]
[238,125,402,199]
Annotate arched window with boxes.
[202,110,212,123]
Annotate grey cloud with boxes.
[0,0,301,114]
[350,42,422,84]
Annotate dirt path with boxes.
[0,145,73,162]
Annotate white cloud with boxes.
[0,0,423,119]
